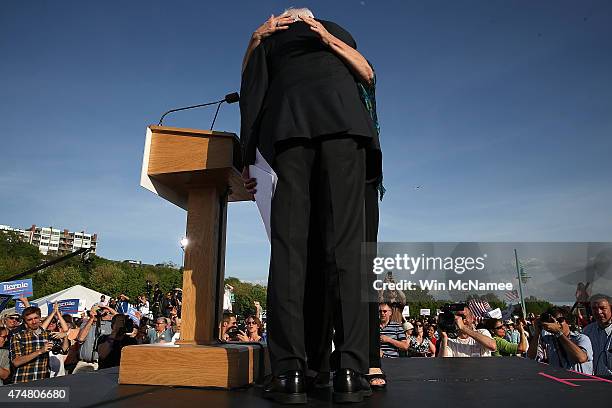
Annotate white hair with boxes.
[280,7,314,21]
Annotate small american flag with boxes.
[505,290,519,303]
[468,299,491,323]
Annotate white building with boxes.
[0,224,98,256]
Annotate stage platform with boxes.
[3,358,610,407]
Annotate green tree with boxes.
[33,265,83,298]
[88,263,126,296]
[0,231,42,280]
[523,295,554,316]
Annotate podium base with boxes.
[118,342,269,388]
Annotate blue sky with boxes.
[2,1,612,290]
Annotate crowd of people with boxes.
[376,294,612,378]
[1,289,610,385]
[0,283,185,385]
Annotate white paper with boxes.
[249,149,277,242]
[402,305,410,317]
[487,308,502,319]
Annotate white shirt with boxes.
[444,329,493,357]
[583,321,612,376]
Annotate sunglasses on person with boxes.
[553,316,566,323]
[494,325,506,330]
[6,316,21,321]
[379,310,391,314]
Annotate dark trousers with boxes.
[267,136,368,375]
[304,180,381,373]
[364,181,381,369]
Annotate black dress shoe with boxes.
[263,370,307,404]
[333,368,370,403]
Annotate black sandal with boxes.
[365,372,387,390]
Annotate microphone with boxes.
[157,92,240,129]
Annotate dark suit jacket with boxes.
[240,19,380,167]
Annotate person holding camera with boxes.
[438,305,496,357]
[72,305,117,374]
[527,307,593,374]
[9,306,69,383]
[235,315,264,342]
[97,314,137,369]
[485,318,528,357]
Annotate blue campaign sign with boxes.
[47,299,79,314]
[16,301,38,314]
[0,279,34,298]
[127,305,141,326]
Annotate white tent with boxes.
[2,284,110,317]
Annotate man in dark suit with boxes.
[240,8,379,404]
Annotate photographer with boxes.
[233,315,263,343]
[485,318,528,357]
[73,305,116,374]
[9,306,68,383]
[528,307,593,374]
[438,305,496,357]
[97,314,137,369]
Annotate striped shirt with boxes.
[9,328,51,383]
[380,321,406,358]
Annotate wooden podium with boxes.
[118,125,268,388]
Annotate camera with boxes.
[438,303,467,339]
[225,326,242,341]
[537,312,556,329]
[50,338,66,354]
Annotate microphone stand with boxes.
[157,92,240,129]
